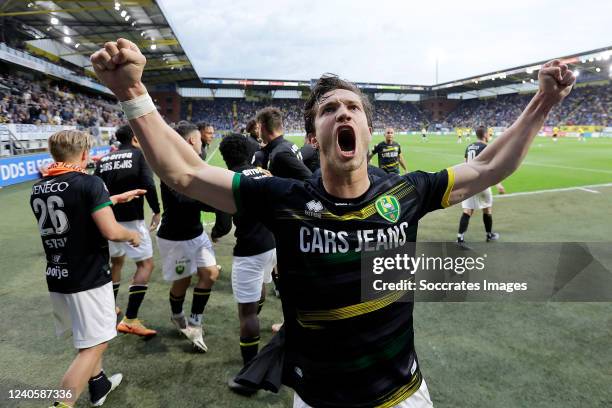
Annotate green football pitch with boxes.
[1,134,611,407]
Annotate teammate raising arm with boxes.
[91,39,235,213]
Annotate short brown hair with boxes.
[304,74,373,134]
[174,120,199,140]
[255,107,283,133]
[246,118,258,135]
[48,130,92,162]
[476,126,486,140]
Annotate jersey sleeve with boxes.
[139,154,161,214]
[404,168,455,219]
[86,175,113,213]
[275,150,312,181]
[371,143,381,154]
[231,172,292,230]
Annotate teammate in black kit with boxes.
[300,133,321,173]
[369,127,407,174]
[92,39,575,407]
[256,107,312,180]
[216,135,277,395]
[456,126,505,248]
[94,125,160,337]
[156,121,220,352]
[31,130,143,408]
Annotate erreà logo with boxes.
[375,195,400,223]
[305,200,324,218]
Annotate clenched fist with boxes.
[537,60,575,105]
[90,38,147,101]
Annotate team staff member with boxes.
[198,122,215,160]
[369,127,406,174]
[245,118,262,162]
[256,107,312,181]
[216,134,277,395]
[157,121,220,352]
[94,125,160,337]
[91,39,574,407]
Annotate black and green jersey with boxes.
[232,168,454,407]
[372,141,402,174]
[30,172,112,294]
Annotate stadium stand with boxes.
[184,98,431,132]
[0,72,124,127]
[443,82,611,128]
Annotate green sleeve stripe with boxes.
[231,172,242,214]
[91,201,113,213]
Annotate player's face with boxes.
[200,126,214,145]
[314,88,371,173]
[385,128,394,143]
[188,130,203,154]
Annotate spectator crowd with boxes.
[2,72,609,131]
[0,73,125,128]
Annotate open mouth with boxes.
[337,126,356,158]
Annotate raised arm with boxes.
[448,60,575,205]
[90,38,236,214]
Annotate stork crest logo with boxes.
[375,195,400,223]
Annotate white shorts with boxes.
[461,187,493,210]
[293,378,433,407]
[157,232,217,282]
[49,282,117,349]
[108,220,153,261]
[231,248,276,303]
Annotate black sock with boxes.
[112,282,120,301]
[169,291,185,315]
[483,213,493,234]
[125,285,147,319]
[88,370,111,403]
[257,298,265,315]
[240,335,260,365]
[189,288,211,326]
[458,213,471,240]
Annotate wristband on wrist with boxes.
[119,93,156,120]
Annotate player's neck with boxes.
[320,164,370,199]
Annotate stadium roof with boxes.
[433,46,612,98]
[0,0,199,85]
[192,46,612,99]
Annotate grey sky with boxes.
[160,0,612,85]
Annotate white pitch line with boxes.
[496,183,612,198]
[205,144,219,163]
[578,187,601,194]
[522,161,612,174]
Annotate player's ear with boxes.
[81,149,89,163]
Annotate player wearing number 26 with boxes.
[30,130,143,408]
